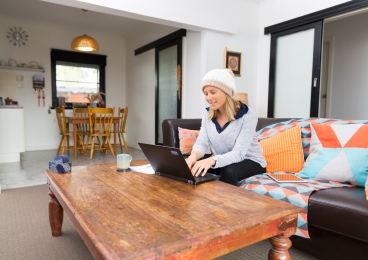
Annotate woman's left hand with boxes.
[191,157,215,177]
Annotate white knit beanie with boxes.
[201,69,236,97]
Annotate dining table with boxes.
[66,116,120,158]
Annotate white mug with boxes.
[117,154,132,171]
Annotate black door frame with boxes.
[268,21,323,117]
[134,29,185,145]
[266,0,368,117]
[155,38,183,145]
[265,1,368,35]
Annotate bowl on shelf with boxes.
[8,59,17,67]
[30,61,39,68]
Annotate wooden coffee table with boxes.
[46,161,304,259]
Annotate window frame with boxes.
[50,49,107,108]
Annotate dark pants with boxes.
[204,155,266,186]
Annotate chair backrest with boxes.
[88,107,115,135]
[73,108,90,133]
[56,107,67,135]
[73,107,89,116]
[118,107,128,133]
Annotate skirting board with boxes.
[0,152,20,163]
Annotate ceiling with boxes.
[0,0,154,36]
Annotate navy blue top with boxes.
[206,102,249,133]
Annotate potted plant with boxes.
[85,92,105,107]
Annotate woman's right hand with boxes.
[185,155,196,170]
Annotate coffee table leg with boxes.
[268,215,298,260]
[268,234,292,260]
[48,190,64,237]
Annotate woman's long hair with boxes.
[208,95,241,121]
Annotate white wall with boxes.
[323,12,368,119]
[256,0,351,117]
[0,15,126,151]
[125,24,179,148]
[182,31,203,118]
[124,0,260,148]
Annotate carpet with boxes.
[0,185,317,260]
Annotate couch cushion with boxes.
[308,187,368,243]
[297,124,368,186]
[257,118,368,160]
[240,174,354,238]
[178,127,199,155]
[162,119,202,148]
[260,125,304,173]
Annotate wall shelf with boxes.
[0,65,45,73]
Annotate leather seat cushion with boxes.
[308,187,368,243]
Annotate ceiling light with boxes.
[71,34,99,52]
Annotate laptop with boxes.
[138,143,218,185]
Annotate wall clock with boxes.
[7,26,28,46]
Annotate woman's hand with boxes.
[185,155,197,170]
[191,157,215,177]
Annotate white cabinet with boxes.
[0,106,25,163]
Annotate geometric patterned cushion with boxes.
[366,176,368,200]
[239,173,354,238]
[178,127,199,155]
[260,125,304,173]
[296,124,368,186]
[257,118,368,160]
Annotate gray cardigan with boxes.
[192,107,266,168]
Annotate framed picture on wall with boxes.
[224,47,242,76]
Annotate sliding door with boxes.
[268,21,323,118]
[155,39,182,144]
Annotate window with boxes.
[56,62,99,103]
[51,49,106,108]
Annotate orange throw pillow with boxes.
[178,127,199,155]
[260,125,304,173]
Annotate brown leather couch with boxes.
[162,118,368,260]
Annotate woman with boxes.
[186,68,266,186]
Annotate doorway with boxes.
[268,21,322,118]
[155,38,182,144]
[134,29,186,145]
[319,38,333,118]
[265,1,368,119]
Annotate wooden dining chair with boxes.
[56,107,85,155]
[117,107,129,153]
[87,107,115,159]
[73,107,91,155]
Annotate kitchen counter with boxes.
[0,105,23,109]
[0,106,25,163]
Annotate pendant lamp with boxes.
[71,34,99,52]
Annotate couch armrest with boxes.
[162,119,202,148]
